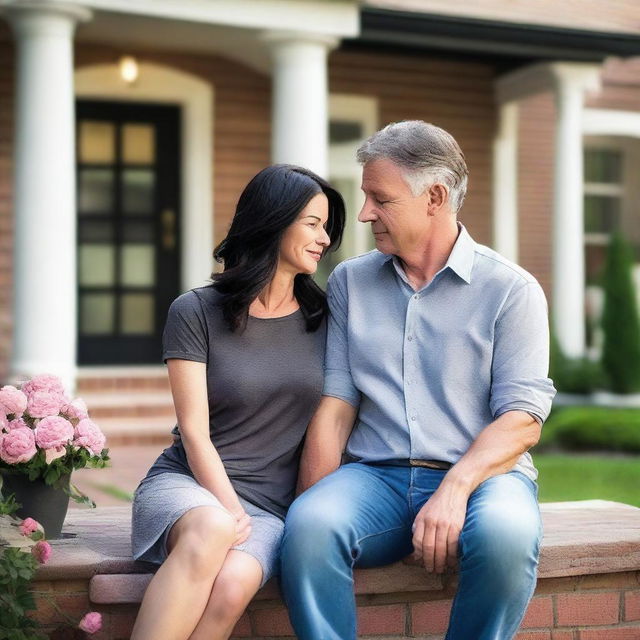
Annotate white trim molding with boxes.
[75,62,214,291]
[583,109,640,138]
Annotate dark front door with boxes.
[76,101,181,364]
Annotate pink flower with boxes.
[0,385,28,417]
[19,517,40,536]
[61,397,89,421]
[78,612,102,634]
[26,390,66,419]
[0,413,8,433]
[74,419,106,456]
[21,374,66,397]
[31,540,52,564]
[0,426,37,464]
[7,417,29,431]
[35,416,74,450]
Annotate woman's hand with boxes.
[232,509,252,546]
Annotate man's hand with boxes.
[411,482,468,573]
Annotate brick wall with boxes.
[32,570,640,639]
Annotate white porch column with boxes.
[492,101,519,262]
[5,1,91,395]
[551,63,600,358]
[262,31,338,178]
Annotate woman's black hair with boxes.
[209,164,345,332]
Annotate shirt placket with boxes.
[403,291,422,459]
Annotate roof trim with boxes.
[357,8,640,63]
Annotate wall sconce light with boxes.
[119,55,139,85]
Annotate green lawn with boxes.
[534,453,640,507]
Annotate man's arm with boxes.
[412,280,555,574]
[297,396,357,494]
[411,410,539,573]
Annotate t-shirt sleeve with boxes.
[162,291,209,364]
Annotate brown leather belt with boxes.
[409,459,452,470]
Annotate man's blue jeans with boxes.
[280,463,542,640]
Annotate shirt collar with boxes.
[382,223,476,285]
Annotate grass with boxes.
[534,453,640,507]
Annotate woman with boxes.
[130,164,345,640]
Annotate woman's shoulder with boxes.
[171,285,221,310]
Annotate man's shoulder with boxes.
[331,250,389,280]
[472,242,539,289]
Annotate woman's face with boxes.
[278,192,331,276]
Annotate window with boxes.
[315,96,378,285]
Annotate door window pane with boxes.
[79,169,114,214]
[122,244,155,287]
[330,121,363,144]
[123,221,154,242]
[79,220,114,243]
[81,293,115,334]
[122,123,155,164]
[79,121,115,163]
[79,245,116,286]
[122,169,154,214]
[121,293,154,334]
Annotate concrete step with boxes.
[83,390,175,419]
[97,416,175,446]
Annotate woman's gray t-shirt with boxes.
[145,285,326,520]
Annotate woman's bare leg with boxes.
[189,550,263,640]
[131,506,236,640]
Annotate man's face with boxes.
[358,158,431,256]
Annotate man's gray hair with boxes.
[356,121,469,213]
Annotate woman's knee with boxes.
[168,506,236,575]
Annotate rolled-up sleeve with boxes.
[322,267,361,408]
[490,281,556,423]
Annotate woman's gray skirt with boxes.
[131,472,284,587]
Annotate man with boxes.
[280,120,556,640]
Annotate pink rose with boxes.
[31,540,52,564]
[35,416,74,450]
[19,517,40,536]
[0,426,37,464]
[0,385,28,417]
[78,612,102,634]
[74,419,106,456]
[0,413,8,433]
[61,397,89,421]
[21,374,66,397]
[27,390,66,419]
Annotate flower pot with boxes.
[1,472,70,538]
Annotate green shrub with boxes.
[549,334,605,394]
[537,407,640,453]
[601,232,640,393]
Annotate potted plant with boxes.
[0,374,109,538]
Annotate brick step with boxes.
[77,367,170,393]
[82,391,175,419]
[97,416,175,447]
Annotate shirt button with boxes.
[407,335,413,341]
[411,415,417,421]
[414,294,419,300]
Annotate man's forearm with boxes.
[443,410,541,498]
[297,396,357,494]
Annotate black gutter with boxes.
[352,8,640,64]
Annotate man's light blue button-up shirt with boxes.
[323,225,556,481]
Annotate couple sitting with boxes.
[129,120,555,640]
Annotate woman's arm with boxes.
[167,358,250,544]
